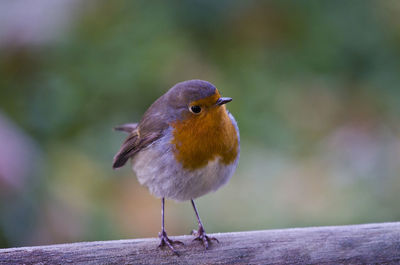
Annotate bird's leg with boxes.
[158,198,183,255]
[191,199,219,249]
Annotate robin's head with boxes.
[165,80,232,121]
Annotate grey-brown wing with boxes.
[112,130,162,169]
[113,94,172,169]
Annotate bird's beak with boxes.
[216,97,232,106]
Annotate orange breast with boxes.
[170,94,239,170]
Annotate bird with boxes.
[112,80,240,254]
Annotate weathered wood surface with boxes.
[1,222,399,265]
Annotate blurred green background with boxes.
[1,0,400,248]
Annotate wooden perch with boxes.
[1,222,399,264]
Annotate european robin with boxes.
[113,80,240,254]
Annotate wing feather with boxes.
[112,129,163,169]
[113,95,170,169]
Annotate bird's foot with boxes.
[158,230,183,255]
[191,226,219,249]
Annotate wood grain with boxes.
[1,222,399,265]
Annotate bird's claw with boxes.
[191,226,219,249]
[158,230,184,255]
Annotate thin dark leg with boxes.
[161,197,165,232]
[158,198,183,255]
[191,200,219,249]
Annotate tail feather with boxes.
[114,123,138,133]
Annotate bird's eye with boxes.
[189,105,202,114]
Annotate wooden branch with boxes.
[1,222,399,264]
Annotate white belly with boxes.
[131,131,237,201]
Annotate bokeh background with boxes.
[1,0,400,248]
